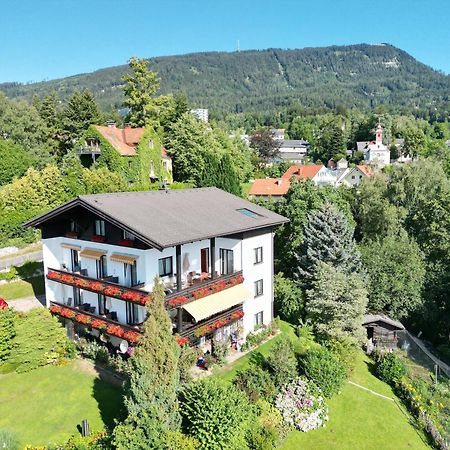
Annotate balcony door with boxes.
[201,248,210,274]
[71,249,79,272]
[220,249,234,275]
[124,263,137,287]
[96,255,107,279]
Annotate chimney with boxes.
[276,179,283,186]
[107,121,116,128]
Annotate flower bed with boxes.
[275,377,329,432]
[193,310,244,338]
[47,270,150,306]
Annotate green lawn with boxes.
[0,361,123,447]
[0,275,45,300]
[215,324,429,450]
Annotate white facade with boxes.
[190,108,209,123]
[42,229,274,340]
[364,124,390,167]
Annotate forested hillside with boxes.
[2,44,450,116]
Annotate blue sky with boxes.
[1,0,449,83]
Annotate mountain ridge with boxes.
[1,43,449,115]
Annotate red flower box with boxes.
[231,310,245,321]
[106,324,125,338]
[49,304,62,315]
[65,231,79,239]
[91,235,106,243]
[175,336,190,346]
[0,298,8,310]
[74,278,90,288]
[123,330,140,343]
[118,239,134,247]
[91,319,107,331]
[59,307,76,319]
[47,271,60,280]
[104,286,122,297]
[75,313,92,325]
[167,296,188,308]
[228,274,244,287]
[89,281,104,292]
[61,274,75,284]
[211,280,226,293]
[192,287,210,300]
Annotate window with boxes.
[254,279,263,297]
[95,219,105,236]
[126,302,139,325]
[123,230,135,240]
[254,247,263,264]
[254,311,264,329]
[220,249,234,275]
[237,208,261,218]
[98,294,106,316]
[124,263,138,286]
[96,255,107,279]
[71,249,79,271]
[159,257,173,277]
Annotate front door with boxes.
[201,248,209,274]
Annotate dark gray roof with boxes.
[363,314,404,330]
[357,141,370,152]
[24,187,288,250]
[281,140,309,148]
[277,152,306,161]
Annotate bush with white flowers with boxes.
[275,377,329,432]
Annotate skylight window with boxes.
[237,208,261,218]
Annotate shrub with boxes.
[181,378,252,449]
[275,377,329,432]
[77,338,109,364]
[321,336,359,375]
[234,364,277,402]
[0,266,18,281]
[0,308,16,361]
[178,345,198,384]
[0,429,20,450]
[212,338,229,366]
[7,309,75,372]
[165,431,199,450]
[245,399,285,450]
[375,352,407,385]
[265,337,297,387]
[300,348,346,398]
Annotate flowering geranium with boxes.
[175,336,190,346]
[59,307,76,319]
[49,304,62,314]
[211,280,226,293]
[231,310,245,320]
[75,313,92,325]
[61,274,76,284]
[91,235,105,243]
[192,287,210,300]
[167,296,188,308]
[104,286,122,297]
[89,282,104,292]
[275,377,328,432]
[123,330,141,343]
[106,324,125,338]
[0,297,8,310]
[74,278,90,288]
[47,271,60,280]
[91,319,107,331]
[228,274,244,286]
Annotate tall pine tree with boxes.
[112,277,181,449]
[296,202,361,287]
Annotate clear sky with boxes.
[1,0,449,83]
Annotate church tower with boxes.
[376,123,383,143]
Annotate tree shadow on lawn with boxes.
[364,359,378,377]
[91,369,125,433]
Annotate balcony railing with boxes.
[47,268,150,306]
[165,271,244,310]
[179,304,244,339]
[49,301,142,343]
[47,268,244,310]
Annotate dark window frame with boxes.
[254,247,263,264]
[159,256,173,277]
[254,279,264,297]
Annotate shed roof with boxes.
[24,188,288,250]
[363,314,405,330]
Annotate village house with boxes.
[24,188,288,353]
[249,178,291,200]
[78,123,173,184]
[357,124,391,167]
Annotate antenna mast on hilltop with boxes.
[237,39,240,52]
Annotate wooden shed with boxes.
[363,314,405,351]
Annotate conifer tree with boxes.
[112,278,180,449]
[306,263,367,344]
[296,202,361,287]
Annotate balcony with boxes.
[47,268,150,306]
[49,301,142,343]
[47,268,244,310]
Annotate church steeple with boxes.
[376,123,383,143]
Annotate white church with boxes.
[357,124,391,167]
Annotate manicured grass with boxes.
[0,361,123,447]
[0,275,45,300]
[215,323,429,450]
[241,182,252,196]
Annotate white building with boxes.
[24,188,287,351]
[190,108,209,123]
[276,139,310,164]
[358,124,391,167]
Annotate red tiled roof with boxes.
[281,164,324,180]
[356,165,373,177]
[249,178,291,196]
[95,125,144,156]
